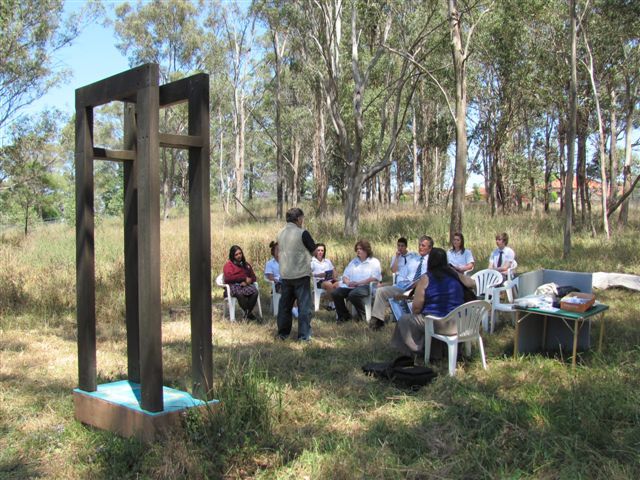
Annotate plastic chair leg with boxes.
[465,340,472,357]
[424,335,432,365]
[477,336,487,370]
[256,294,263,318]
[447,342,458,376]
[228,297,237,322]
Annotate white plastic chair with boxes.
[423,300,490,376]
[215,274,262,322]
[488,277,519,333]
[312,279,326,312]
[471,269,504,302]
[268,280,281,316]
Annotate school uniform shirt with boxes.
[447,248,475,269]
[390,252,417,284]
[264,257,280,282]
[311,257,335,278]
[488,246,516,270]
[340,256,382,288]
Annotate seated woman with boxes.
[488,231,517,278]
[447,232,475,274]
[391,247,476,358]
[264,241,281,291]
[311,243,339,291]
[223,245,260,321]
[331,239,382,323]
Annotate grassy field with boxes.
[1,203,639,479]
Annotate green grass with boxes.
[1,202,639,479]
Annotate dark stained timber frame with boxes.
[75,64,212,413]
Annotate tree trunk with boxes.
[343,168,363,237]
[291,135,300,206]
[576,109,588,223]
[608,86,618,208]
[618,76,636,226]
[312,80,328,214]
[273,30,284,220]
[448,0,468,240]
[563,0,577,258]
[217,105,228,214]
[412,106,419,206]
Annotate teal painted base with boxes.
[73,381,219,441]
[74,380,217,414]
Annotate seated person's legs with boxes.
[331,287,352,322]
[371,284,402,323]
[346,285,370,321]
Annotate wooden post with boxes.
[123,102,140,383]
[188,74,213,399]
[76,103,96,392]
[136,65,163,412]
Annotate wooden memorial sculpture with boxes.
[74,64,215,441]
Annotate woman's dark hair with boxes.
[354,239,373,258]
[269,241,278,256]
[428,247,458,280]
[450,232,465,253]
[316,242,327,259]
[228,245,246,264]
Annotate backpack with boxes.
[362,355,437,390]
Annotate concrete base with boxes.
[74,381,218,442]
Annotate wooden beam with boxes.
[76,64,157,108]
[159,73,209,108]
[159,133,203,149]
[93,147,135,161]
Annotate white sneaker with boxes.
[292,307,299,318]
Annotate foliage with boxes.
[0,0,100,130]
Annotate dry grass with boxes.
[1,202,640,479]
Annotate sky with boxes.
[27,1,131,116]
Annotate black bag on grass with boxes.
[362,356,437,390]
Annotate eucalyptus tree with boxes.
[295,0,420,236]
[0,110,66,234]
[112,0,207,218]
[0,0,99,131]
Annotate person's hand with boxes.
[246,277,252,284]
[348,281,358,288]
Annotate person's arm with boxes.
[411,275,429,314]
[301,230,317,254]
[390,254,401,273]
[246,263,257,284]
[458,271,476,289]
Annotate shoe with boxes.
[274,334,287,341]
[324,303,336,311]
[296,336,311,342]
[246,312,257,321]
[336,316,351,324]
[370,318,385,331]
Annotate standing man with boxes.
[276,207,317,341]
[369,235,433,330]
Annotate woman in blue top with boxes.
[391,248,476,357]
